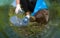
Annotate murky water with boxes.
[10,15,60,38]
[0,0,60,38]
[41,19,60,38]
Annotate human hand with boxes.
[15,4,23,14]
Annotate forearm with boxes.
[16,0,20,4]
[16,0,20,7]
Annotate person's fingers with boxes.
[15,8,19,14]
[15,7,22,14]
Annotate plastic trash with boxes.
[10,16,29,26]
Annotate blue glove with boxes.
[22,17,29,25]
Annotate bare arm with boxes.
[15,0,22,14]
[16,0,20,4]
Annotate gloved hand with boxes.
[15,4,23,14]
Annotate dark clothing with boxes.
[20,0,37,12]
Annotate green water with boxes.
[41,19,60,38]
[0,0,60,38]
[0,0,13,6]
[0,0,21,38]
